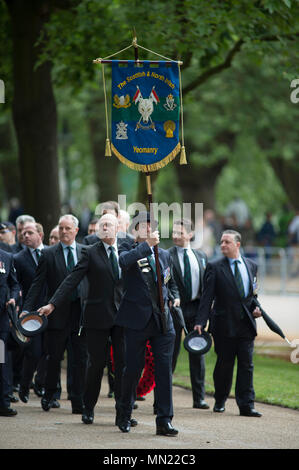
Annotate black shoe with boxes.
[51,399,60,409]
[213,404,225,413]
[156,422,179,436]
[41,397,53,411]
[193,400,210,409]
[33,382,45,397]
[9,394,19,403]
[136,396,146,401]
[107,391,114,398]
[115,411,138,427]
[19,388,29,403]
[82,411,94,424]
[240,408,262,417]
[0,407,18,417]
[118,419,131,433]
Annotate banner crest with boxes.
[111,61,181,172]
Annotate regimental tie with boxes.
[109,246,119,281]
[234,260,245,298]
[67,246,77,301]
[147,254,157,282]
[67,246,75,271]
[183,249,192,302]
[35,248,41,264]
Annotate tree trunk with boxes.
[6,0,60,236]
[87,98,121,202]
[0,116,21,201]
[269,157,299,210]
[174,130,235,216]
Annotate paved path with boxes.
[1,376,298,450]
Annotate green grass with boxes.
[173,343,299,409]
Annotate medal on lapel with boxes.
[0,261,6,274]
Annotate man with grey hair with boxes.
[194,229,263,417]
[22,214,87,414]
[38,213,127,427]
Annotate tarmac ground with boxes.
[1,293,298,454]
[0,371,298,451]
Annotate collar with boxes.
[228,254,242,266]
[29,243,44,253]
[102,240,118,252]
[176,244,191,253]
[61,241,76,251]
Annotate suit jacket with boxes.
[14,247,47,308]
[0,248,20,331]
[49,241,123,330]
[195,255,258,338]
[0,242,12,253]
[23,242,84,330]
[168,246,207,307]
[116,239,179,331]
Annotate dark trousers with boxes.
[0,331,11,408]
[84,325,124,413]
[44,300,88,409]
[20,333,43,392]
[213,335,255,410]
[172,302,206,405]
[121,315,175,425]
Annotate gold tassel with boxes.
[105,138,112,157]
[180,145,187,165]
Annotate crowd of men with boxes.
[0,200,263,438]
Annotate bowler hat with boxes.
[17,312,48,337]
[129,211,158,233]
[183,330,212,355]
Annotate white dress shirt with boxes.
[102,241,121,278]
[228,255,250,297]
[176,245,200,301]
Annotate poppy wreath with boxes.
[110,340,155,396]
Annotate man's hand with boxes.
[38,304,55,317]
[146,230,160,247]
[6,298,15,308]
[252,306,262,318]
[194,324,202,335]
[173,298,180,308]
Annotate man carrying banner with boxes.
[116,211,179,436]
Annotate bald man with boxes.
[39,214,126,426]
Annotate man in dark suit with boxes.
[194,229,262,417]
[14,221,47,403]
[12,215,36,254]
[22,214,88,414]
[116,211,179,436]
[0,248,20,416]
[38,213,126,426]
[169,218,209,410]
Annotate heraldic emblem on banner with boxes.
[111,61,181,172]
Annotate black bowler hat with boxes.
[17,312,48,337]
[129,211,158,233]
[183,330,212,355]
[6,303,32,348]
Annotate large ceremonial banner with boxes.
[111,60,181,172]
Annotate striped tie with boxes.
[183,249,192,301]
[147,254,157,282]
[234,260,245,298]
[109,246,119,281]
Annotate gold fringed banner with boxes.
[111,142,181,173]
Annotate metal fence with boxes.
[212,246,299,296]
